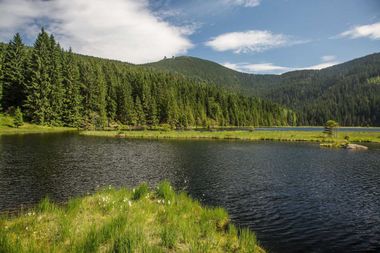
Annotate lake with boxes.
[1,133,379,253]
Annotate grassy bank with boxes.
[81,129,380,143]
[0,114,76,135]
[0,182,264,253]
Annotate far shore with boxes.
[80,129,380,143]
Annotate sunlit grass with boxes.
[81,129,380,143]
[0,114,76,135]
[0,182,265,253]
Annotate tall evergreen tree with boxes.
[2,33,26,110]
[48,35,64,125]
[25,28,52,124]
[61,48,82,127]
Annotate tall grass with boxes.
[0,181,264,253]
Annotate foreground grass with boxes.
[81,129,380,143]
[0,182,264,253]
[0,114,76,135]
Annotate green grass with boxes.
[0,114,76,135]
[0,182,264,253]
[80,129,380,143]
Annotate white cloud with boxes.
[223,62,291,74]
[223,58,339,74]
[339,22,380,40]
[0,0,193,64]
[321,55,336,62]
[224,0,261,7]
[206,30,303,53]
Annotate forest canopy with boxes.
[0,29,298,129]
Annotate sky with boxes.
[0,0,379,74]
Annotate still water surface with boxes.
[0,133,379,253]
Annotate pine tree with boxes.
[135,96,146,126]
[48,35,64,125]
[13,107,24,128]
[61,48,82,127]
[25,28,52,124]
[2,33,26,110]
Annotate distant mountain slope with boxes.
[143,56,281,94]
[143,53,380,126]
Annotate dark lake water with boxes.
[1,133,380,253]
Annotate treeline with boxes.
[0,29,297,128]
[146,55,380,126]
[264,56,380,126]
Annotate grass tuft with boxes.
[156,180,175,202]
[132,182,149,200]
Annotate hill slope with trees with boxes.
[0,30,297,129]
[145,54,380,126]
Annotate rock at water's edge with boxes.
[345,144,368,150]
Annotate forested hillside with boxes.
[144,56,281,94]
[0,30,297,129]
[264,55,380,126]
[146,55,380,126]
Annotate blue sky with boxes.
[0,0,379,73]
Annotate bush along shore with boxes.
[80,130,380,143]
[0,181,265,253]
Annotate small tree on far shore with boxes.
[323,120,338,138]
[14,107,24,128]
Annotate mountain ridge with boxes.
[143,53,380,126]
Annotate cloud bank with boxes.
[0,0,193,63]
[223,55,339,74]
[339,22,380,40]
[206,30,302,53]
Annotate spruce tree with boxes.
[48,35,64,125]
[2,33,26,110]
[13,107,24,128]
[25,28,52,124]
[134,96,146,126]
[61,48,82,127]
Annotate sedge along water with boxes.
[0,133,379,252]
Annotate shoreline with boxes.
[80,130,380,143]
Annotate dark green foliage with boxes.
[13,107,23,128]
[323,120,338,138]
[25,28,55,125]
[146,54,380,126]
[1,30,297,128]
[1,33,26,110]
[61,48,82,127]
